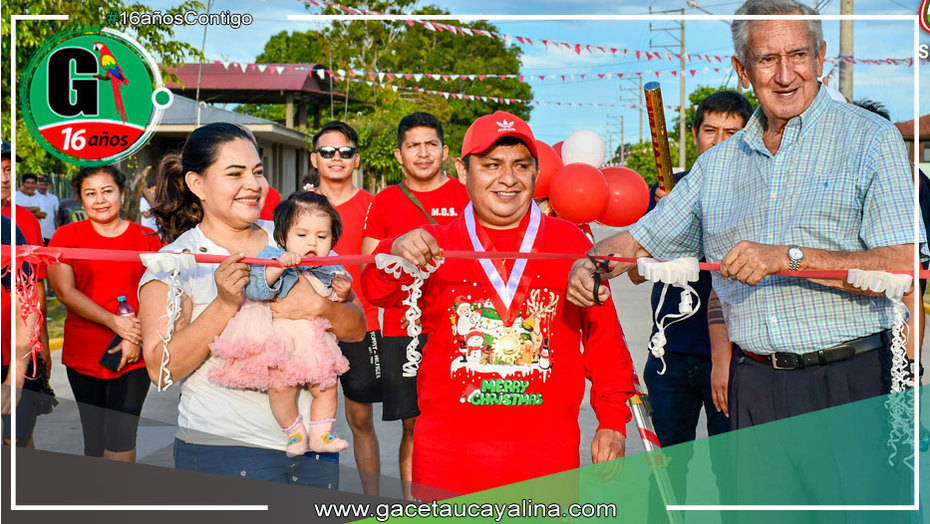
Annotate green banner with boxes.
[357,388,928,523]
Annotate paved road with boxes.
[23,223,928,497]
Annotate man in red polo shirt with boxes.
[361,112,470,497]
[309,121,382,495]
[362,111,635,498]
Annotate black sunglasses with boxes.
[315,146,357,159]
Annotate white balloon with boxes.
[560,130,606,168]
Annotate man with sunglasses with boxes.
[309,122,382,495]
[361,112,470,498]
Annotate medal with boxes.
[464,202,541,324]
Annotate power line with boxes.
[649,5,687,171]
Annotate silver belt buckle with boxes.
[770,353,791,370]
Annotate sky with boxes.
[146,0,929,149]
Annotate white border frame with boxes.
[293,10,923,514]
[5,10,920,514]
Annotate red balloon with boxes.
[553,141,564,158]
[597,166,650,227]
[548,163,609,224]
[533,140,563,199]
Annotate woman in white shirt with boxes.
[138,123,365,487]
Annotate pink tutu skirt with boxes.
[208,300,349,391]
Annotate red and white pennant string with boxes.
[348,77,683,110]
[209,61,727,81]
[295,0,920,66]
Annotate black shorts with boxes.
[66,366,150,455]
[379,335,426,421]
[338,330,383,403]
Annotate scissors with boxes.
[587,253,613,306]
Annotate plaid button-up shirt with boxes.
[630,87,920,355]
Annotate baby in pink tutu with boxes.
[209,191,352,456]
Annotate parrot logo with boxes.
[93,42,128,124]
[23,27,170,166]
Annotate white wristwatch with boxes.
[787,245,804,271]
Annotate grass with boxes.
[45,296,66,341]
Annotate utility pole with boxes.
[636,76,646,143]
[679,8,685,171]
[686,2,734,94]
[620,115,625,165]
[618,77,644,144]
[649,6,687,171]
[839,0,853,100]
[606,112,621,164]
[607,126,614,163]
[194,0,214,127]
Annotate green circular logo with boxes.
[20,27,171,166]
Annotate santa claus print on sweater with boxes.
[451,289,560,406]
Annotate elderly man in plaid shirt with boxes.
[568,0,920,430]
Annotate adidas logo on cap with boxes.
[496,119,514,132]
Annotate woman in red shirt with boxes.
[48,165,162,462]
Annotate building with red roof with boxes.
[163,62,348,129]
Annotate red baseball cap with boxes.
[461,111,538,159]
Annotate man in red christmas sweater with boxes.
[362,111,635,498]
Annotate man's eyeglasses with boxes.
[315,146,357,159]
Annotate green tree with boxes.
[237,0,531,188]
[2,0,205,176]
[672,84,759,135]
[626,140,697,186]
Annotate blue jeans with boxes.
[173,439,339,489]
[643,351,729,446]
[644,351,732,509]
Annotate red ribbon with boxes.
[8,246,53,379]
[3,245,926,279]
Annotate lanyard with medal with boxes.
[463,201,541,319]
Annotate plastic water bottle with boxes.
[115,296,135,318]
[103,296,136,370]
[110,296,135,346]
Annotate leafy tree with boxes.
[2,0,205,178]
[237,0,531,188]
[621,140,681,189]
[672,84,759,135]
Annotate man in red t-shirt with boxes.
[1,141,51,447]
[361,112,470,497]
[362,111,635,498]
[308,121,382,495]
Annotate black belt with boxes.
[740,331,889,370]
